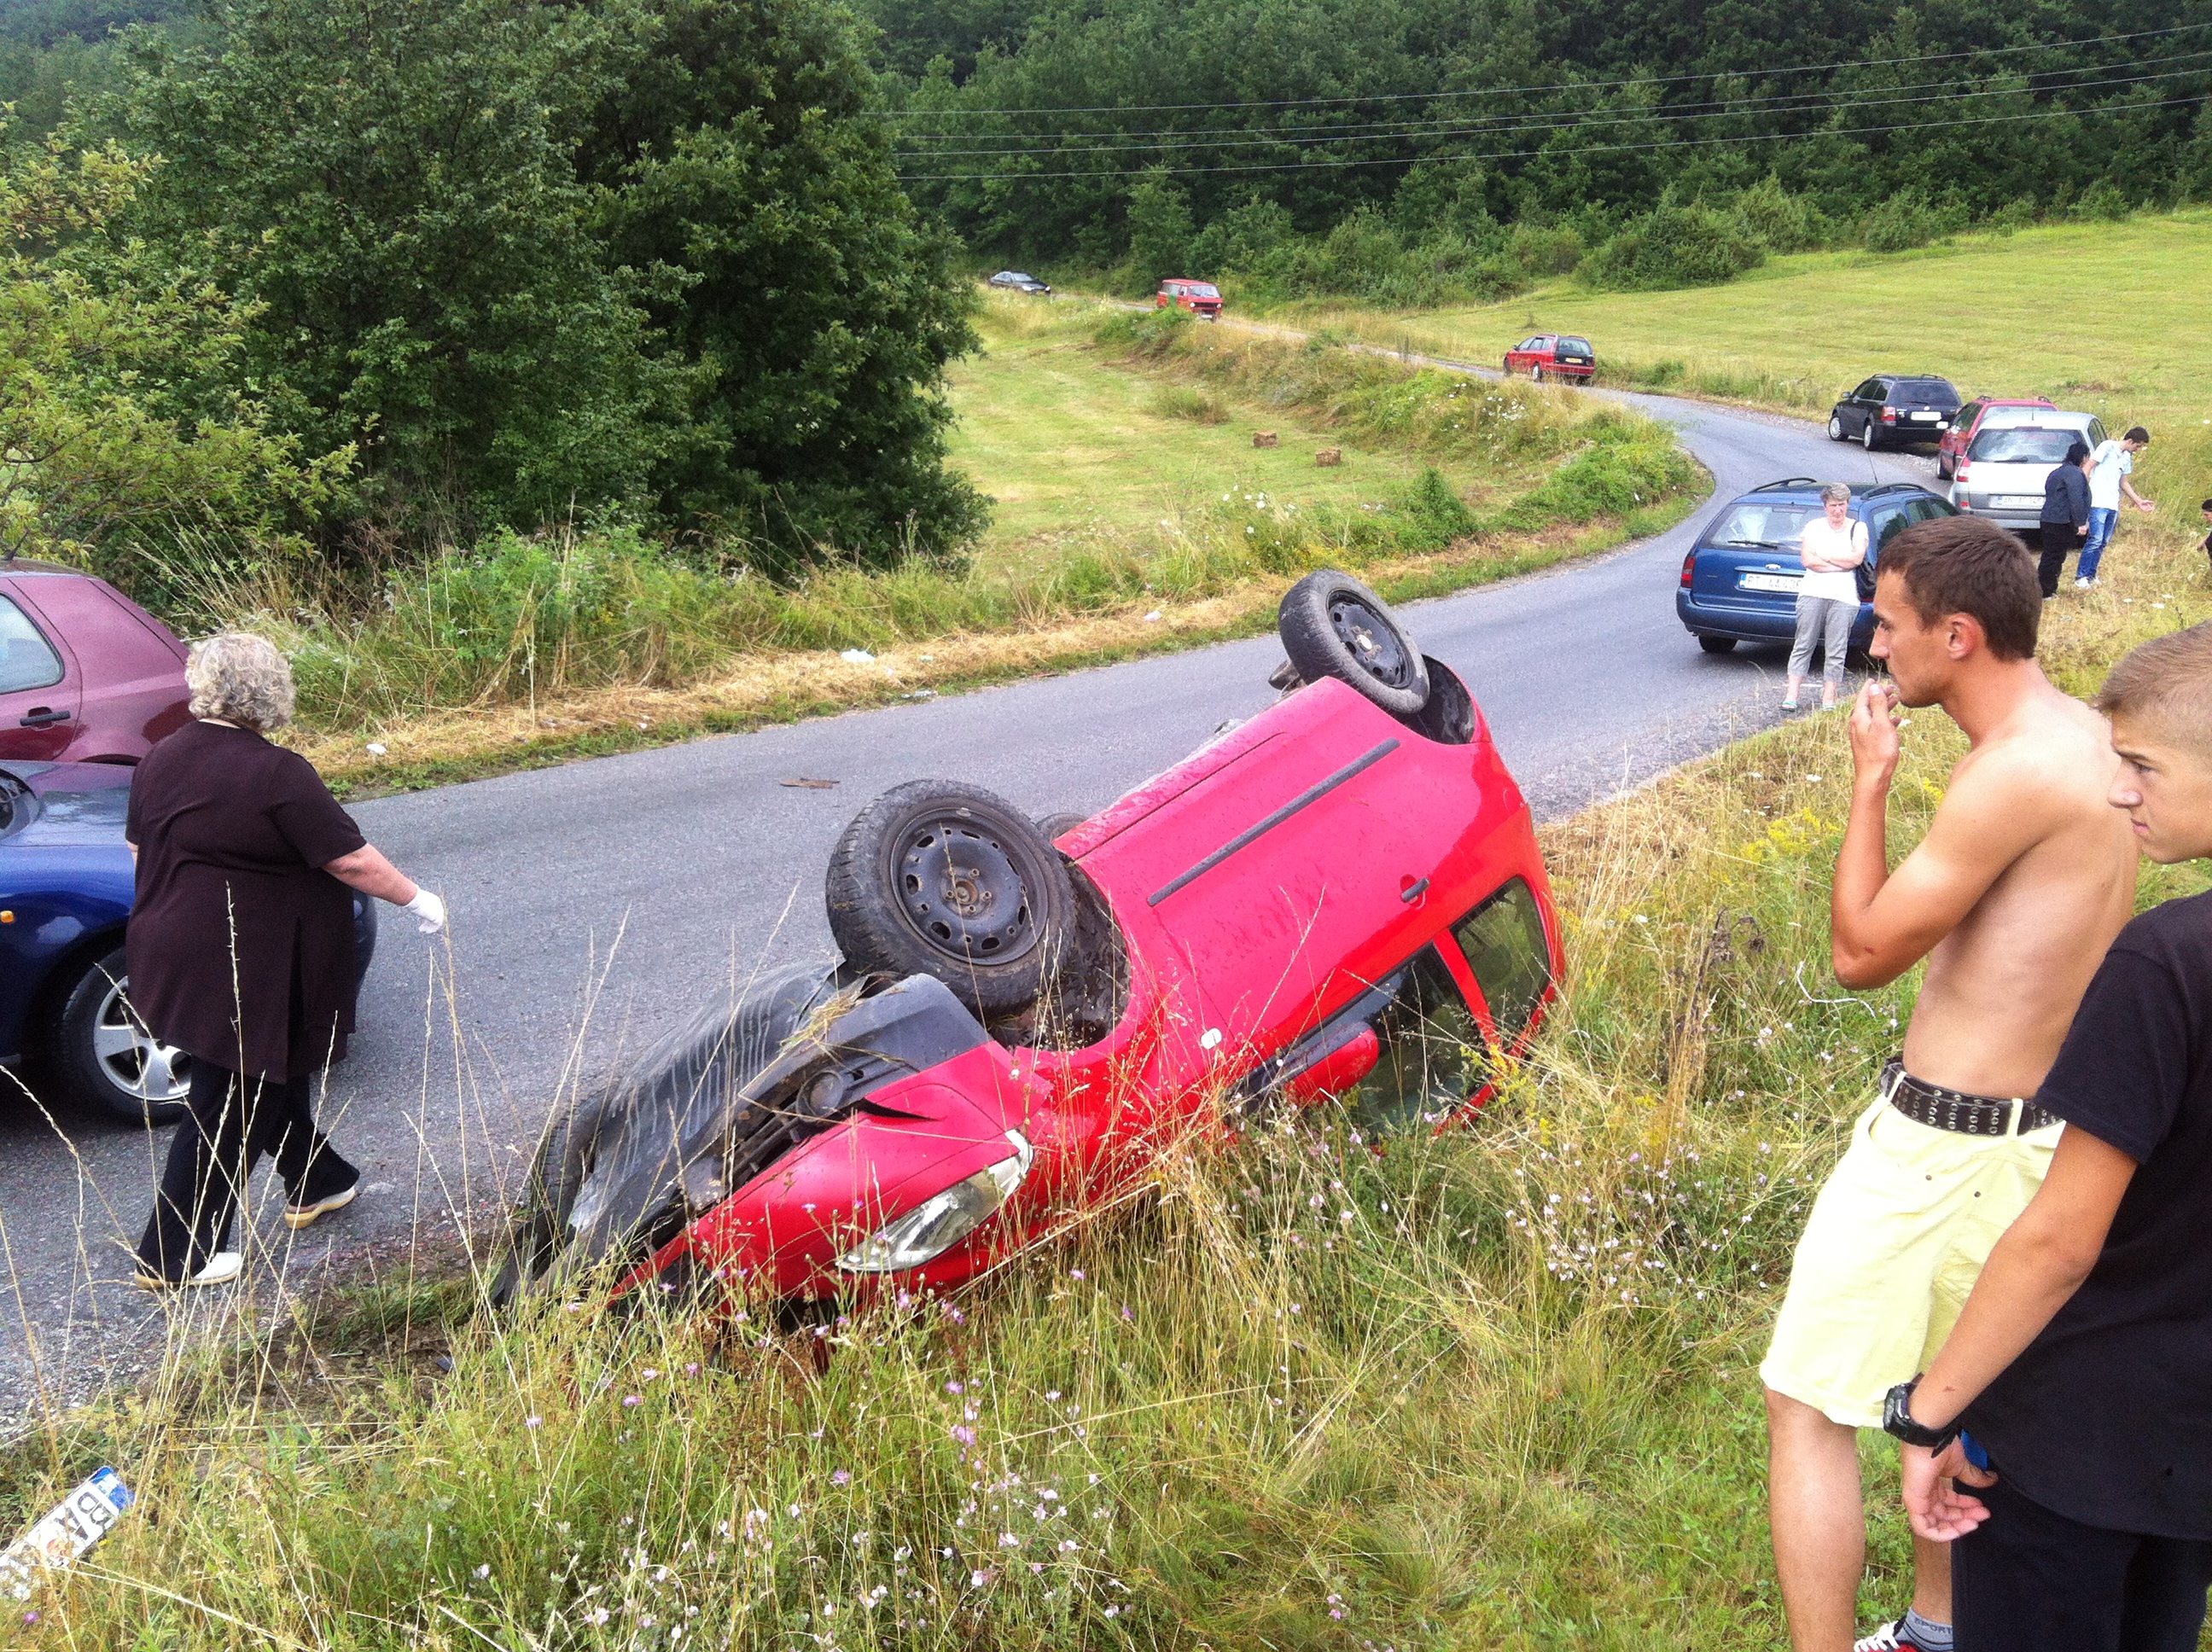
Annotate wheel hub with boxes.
[92,976,190,1105]
[1327,596,1415,688]
[897,817,1036,963]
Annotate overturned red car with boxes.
[500,572,1562,1306]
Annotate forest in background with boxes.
[867,0,2212,300]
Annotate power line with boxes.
[896,90,2203,181]
[894,57,2212,159]
[873,20,2212,120]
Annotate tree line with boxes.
[869,0,2212,297]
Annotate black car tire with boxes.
[1697,636,1738,654]
[828,781,1075,1016]
[1860,418,1878,451]
[47,945,192,1126]
[1277,570,1430,717]
[1035,812,1088,843]
[1826,414,1845,441]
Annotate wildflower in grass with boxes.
[525,1416,542,1428]
[952,1425,976,1446]
[832,1469,851,1486]
[623,1394,642,1407]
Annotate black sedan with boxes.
[1826,374,1961,451]
[987,270,1051,295]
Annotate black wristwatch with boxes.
[1882,1378,1961,1451]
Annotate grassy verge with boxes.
[202,299,1696,796]
[15,476,2212,1649]
[1278,210,2212,438]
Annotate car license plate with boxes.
[1,1468,132,1600]
[1739,573,1802,593]
[1995,496,2041,509]
[1909,411,1939,421]
[1560,357,1587,364]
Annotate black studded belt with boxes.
[1883,1058,2060,1137]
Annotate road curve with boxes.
[0,365,1930,1420]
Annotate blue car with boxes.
[1674,478,1957,654]
[0,760,375,1126]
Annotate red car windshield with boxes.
[1180,283,1220,298]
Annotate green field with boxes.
[946,295,1533,572]
[1303,211,2212,440]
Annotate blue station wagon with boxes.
[1675,479,1958,654]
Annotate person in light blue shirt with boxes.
[2077,428,2156,588]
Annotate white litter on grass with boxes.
[365,742,387,755]
[2,1468,132,1599]
[1144,611,1163,622]
[840,649,876,665]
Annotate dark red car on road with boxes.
[0,563,189,765]
[1936,395,2058,480]
[1155,279,1223,319]
[1503,334,1595,382]
[504,572,1563,1309]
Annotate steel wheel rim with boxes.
[895,815,1038,964]
[91,974,191,1105]
[1326,595,1417,689]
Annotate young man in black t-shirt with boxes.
[1886,619,2212,1650]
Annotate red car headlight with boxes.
[835,1131,1035,1274]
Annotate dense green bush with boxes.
[105,0,985,571]
[1580,195,1766,291]
[1858,188,1970,253]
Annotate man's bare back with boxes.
[1838,679,2137,1099]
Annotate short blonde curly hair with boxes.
[187,632,297,732]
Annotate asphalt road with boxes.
[0,375,1930,1422]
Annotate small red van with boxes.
[1156,279,1223,319]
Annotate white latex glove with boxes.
[402,887,447,934]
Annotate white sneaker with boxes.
[134,1251,242,1291]
[1855,1620,1930,1652]
[2075,576,2097,589]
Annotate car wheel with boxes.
[49,945,191,1126]
[1697,635,1738,654]
[1826,414,1845,441]
[1860,418,1877,451]
[1277,569,1430,717]
[827,781,1075,1016]
[1035,812,1088,843]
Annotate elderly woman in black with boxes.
[128,633,446,1289]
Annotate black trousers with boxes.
[135,1061,357,1282]
[1955,1472,2212,1652]
[2039,520,2085,596]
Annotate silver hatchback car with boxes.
[1948,411,2109,533]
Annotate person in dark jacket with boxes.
[2036,441,2093,599]
[127,633,447,1290]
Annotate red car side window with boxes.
[0,595,65,695]
[1447,877,1555,1046]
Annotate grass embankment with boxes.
[227,297,1692,796]
[1292,209,2212,434]
[15,497,2212,1649]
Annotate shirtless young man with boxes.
[1761,515,2140,1652]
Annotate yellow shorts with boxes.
[1760,1083,2060,1428]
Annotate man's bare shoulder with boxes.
[1947,690,2115,818]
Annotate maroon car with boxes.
[0,563,189,764]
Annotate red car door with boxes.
[0,589,83,760]
[6,573,189,762]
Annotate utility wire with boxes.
[873,20,2212,119]
[892,46,2212,143]
[895,58,2212,158]
[896,90,2203,180]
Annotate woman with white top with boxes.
[1786,483,1867,711]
